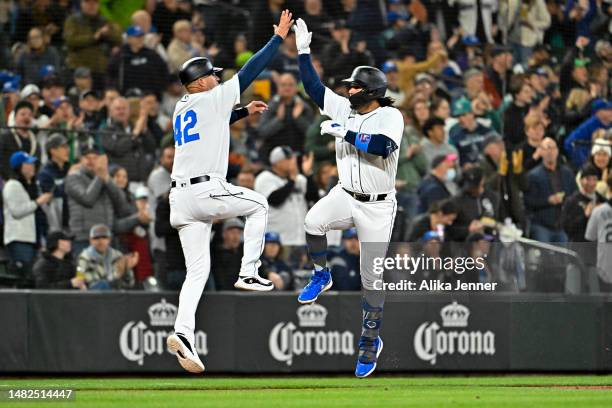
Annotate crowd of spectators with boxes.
[0,0,609,293]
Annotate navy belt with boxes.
[171,175,210,188]
[343,187,386,202]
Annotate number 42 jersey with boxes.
[170,75,241,181]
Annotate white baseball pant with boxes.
[169,176,268,342]
[304,184,397,290]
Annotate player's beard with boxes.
[348,90,372,110]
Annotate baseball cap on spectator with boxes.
[126,25,145,37]
[387,11,408,24]
[81,145,101,156]
[10,151,37,169]
[134,186,149,200]
[581,163,601,179]
[483,134,503,150]
[452,97,472,117]
[125,87,143,98]
[46,230,74,251]
[527,66,548,78]
[2,81,18,93]
[591,140,612,156]
[422,117,445,136]
[90,224,111,239]
[108,164,121,177]
[491,45,512,57]
[265,231,281,244]
[39,64,56,79]
[0,71,16,84]
[223,218,245,233]
[431,153,457,169]
[574,58,589,68]
[533,43,551,53]
[461,166,484,187]
[415,73,434,85]
[53,96,70,108]
[13,100,33,114]
[80,89,99,101]
[74,67,91,79]
[332,20,348,30]
[20,84,40,99]
[269,146,297,165]
[342,228,357,239]
[422,231,441,242]
[46,133,68,154]
[381,61,398,74]
[592,99,612,113]
[462,35,481,47]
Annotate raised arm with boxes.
[298,55,325,109]
[295,18,324,109]
[237,10,294,93]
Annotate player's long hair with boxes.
[377,96,395,107]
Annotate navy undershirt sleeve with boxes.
[298,54,324,109]
[229,107,249,125]
[344,131,398,158]
[237,35,283,93]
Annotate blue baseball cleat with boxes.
[297,268,332,304]
[355,336,383,378]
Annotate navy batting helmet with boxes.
[179,57,223,86]
[342,66,388,105]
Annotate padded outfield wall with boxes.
[0,291,610,373]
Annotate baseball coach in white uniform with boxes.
[166,10,294,374]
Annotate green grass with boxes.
[1,376,612,407]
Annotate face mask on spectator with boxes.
[446,168,456,181]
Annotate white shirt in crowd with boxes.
[254,170,309,246]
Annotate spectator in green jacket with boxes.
[304,114,336,168]
[304,82,349,169]
[63,0,122,89]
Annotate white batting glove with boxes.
[293,18,312,55]
[320,120,346,139]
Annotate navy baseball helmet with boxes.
[342,66,387,108]
[179,57,223,86]
[342,66,387,96]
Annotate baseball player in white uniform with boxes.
[293,19,404,377]
[166,10,294,374]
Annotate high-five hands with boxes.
[246,101,268,115]
[293,18,312,54]
[274,10,294,39]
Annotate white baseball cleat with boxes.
[167,333,205,374]
[234,275,274,291]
